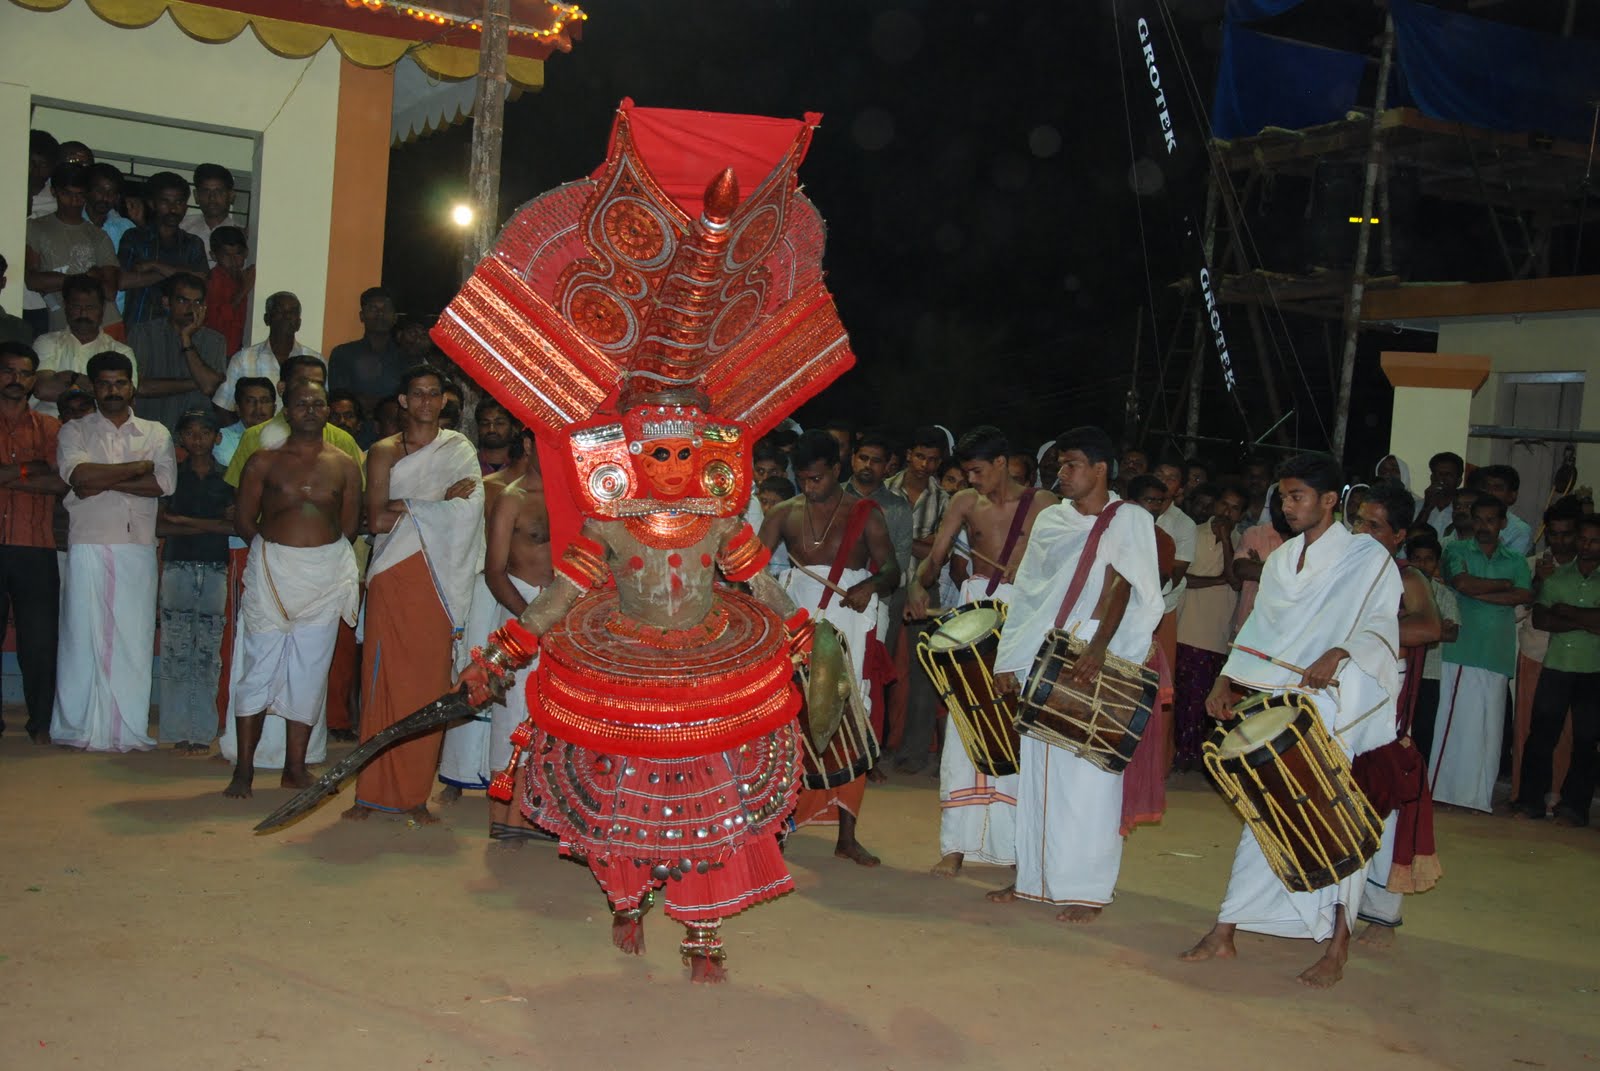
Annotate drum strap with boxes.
[1052,500,1130,630]
[985,487,1036,596]
[821,497,881,610]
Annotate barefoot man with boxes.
[907,425,1055,877]
[437,423,537,805]
[761,429,901,867]
[225,380,361,798]
[986,426,1162,922]
[481,431,553,843]
[1181,453,1402,988]
[1350,483,1442,948]
[345,364,484,825]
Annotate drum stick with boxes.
[955,539,1009,576]
[792,562,855,601]
[1229,643,1339,689]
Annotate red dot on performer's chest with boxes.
[668,552,683,568]
[700,553,712,568]
[670,574,684,593]
[627,556,644,572]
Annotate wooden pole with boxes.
[461,0,509,281]
[1330,15,1394,462]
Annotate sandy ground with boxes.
[2,720,1596,1071]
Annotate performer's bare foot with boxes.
[687,954,727,984]
[340,803,373,821]
[280,764,312,791]
[223,770,254,799]
[930,852,963,877]
[488,837,525,852]
[1356,922,1396,949]
[613,914,645,955]
[835,840,880,867]
[866,765,888,784]
[1056,904,1102,923]
[405,805,440,826]
[985,883,1017,903]
[435,784,462,805]
[1297,948,1346,988]
[1180,923,1237,961]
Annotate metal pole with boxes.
[1330,15,1394,462]
[461,0,509,281]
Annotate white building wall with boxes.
[1,0,341,347]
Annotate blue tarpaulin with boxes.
[1213,0,1600,143]
[1391,0,1600,145]
[1212,22,1367,139]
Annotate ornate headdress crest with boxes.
[433,99,854,530]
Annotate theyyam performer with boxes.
[988,426,1163,921]
[442,101,859,981]
[1181,453,1402,988]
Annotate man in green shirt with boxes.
[1431,494,1533,812]
[1514,513,1600,825]
[224,355,363,488]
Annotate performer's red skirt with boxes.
[519,588,803,920]
[523,722,802,920]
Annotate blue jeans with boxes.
[158,561,228,744]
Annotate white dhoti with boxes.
[938,575,1019,865]
[1357,810,1403,928]
[439,574,536,789]
[221,538,360,767]
[779,566,877,690]
[1429,662,1506,813]
[50,543,158,752]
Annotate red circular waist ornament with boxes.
[530,588,800,758]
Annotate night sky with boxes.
[383,0,1595,476]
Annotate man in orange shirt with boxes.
[0,341,69,742]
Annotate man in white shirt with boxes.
[1418,451,1464,541]
[212,291,319,413]
[31,274,136,417]
[51,351,176,752]
[179,164,244,269]
[1152,460,1196,770]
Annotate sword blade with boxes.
[253,687,480,833]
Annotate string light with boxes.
[344,0,587,40]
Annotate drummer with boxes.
[1181,453,1403,989]
[760,430,901,866]
[987,426,1162,922]
[907,425,1056,877]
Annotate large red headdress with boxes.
[433,100,855,546]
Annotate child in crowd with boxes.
[1403,530,1459,766]
[206,226,251,355]
[156,409,236,754]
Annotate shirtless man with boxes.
[760,429,900,866]
[907,425,1056,877]
[1350,482,1441,948]
[436,424,539,806]
[225,381,362,798]
[479,432,555,844]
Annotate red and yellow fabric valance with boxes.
[9,0,586,87]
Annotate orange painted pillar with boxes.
[322,60,394,355]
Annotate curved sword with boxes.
[254,687,482,833]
